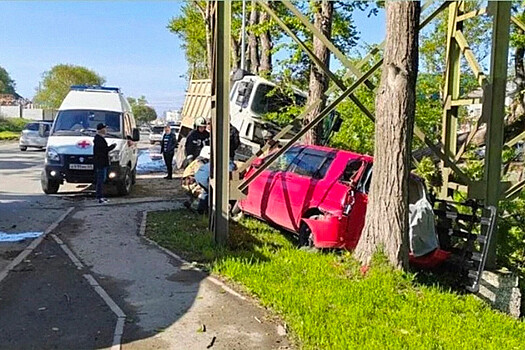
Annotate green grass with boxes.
[147,210,525,349]
[0,117,31,133]
[0,131,19,140]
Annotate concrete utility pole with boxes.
[211,0,231,245]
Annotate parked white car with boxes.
[149,126,164,144]
[41,85,140,195]
[19,121,52,151]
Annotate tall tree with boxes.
[167,3,209,79]
[258,0,273,76]
[0,66,16,95]
[248,0,260,74]
[127,96,157,124]
[33,64,105,109]
[304,0,334,145]
[354,1,420,270]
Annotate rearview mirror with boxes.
[132,128,140,142]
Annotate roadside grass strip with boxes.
[146,210,525,349]
[0,131,19,140]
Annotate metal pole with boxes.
[440,1,462,199]
[212,0,231,245]
[484,1,511,267]
[241,0,246,70]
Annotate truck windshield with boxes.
[251,84,306,115]
[52,110,122,138]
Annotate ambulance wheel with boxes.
[116,167,132,196]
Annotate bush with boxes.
[0,117,31,133]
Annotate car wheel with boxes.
[150,141,155,145]
[298,216,319,248]
[116,167,132,196]
[41,173,60,194]
[20,146,27,151]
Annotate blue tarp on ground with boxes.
[0,231,43,242]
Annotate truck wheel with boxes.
[41,174,60,194]
[20,146,27,151]
[116,167,132,196]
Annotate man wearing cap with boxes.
[93,123,116,203]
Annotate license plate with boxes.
[69,164,93,170]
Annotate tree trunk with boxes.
[354,1,420,270]
[248,0,260,74]
[205,1,215,78]
[259,0,272,77]
[231,36,241,70]
[304,0,333,145]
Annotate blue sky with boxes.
[0,1,385,116]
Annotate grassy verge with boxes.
[0,117,32,140]
[147,210,525,349]
[0,131,19,140]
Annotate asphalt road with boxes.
[0,140,289,350]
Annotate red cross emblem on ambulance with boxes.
[77,140,91,149]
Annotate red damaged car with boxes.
[239,144,449,268]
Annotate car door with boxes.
[241,147,302,221]
[341,161,371,249]
[272,149,333,231]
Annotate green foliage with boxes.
[330,86,375,154]
[33,64,105,109]
[498,192,525,283]
[147,210,525,349]
[127,96,157,124]
[0,131,19,140]
[167,2,209,79]
[414,156,443,189]
[0,66,16,95]
[0,117,31,132]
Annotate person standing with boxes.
[160,124,177,179]
[93,123,116,204]
[184,117,210,165]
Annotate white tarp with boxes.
[409,180,439,257]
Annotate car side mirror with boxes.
[333,117,343,132]
[132,128,140,142]
[252,158,264,169]
[38,124,46,137]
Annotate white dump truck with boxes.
[179,71,307,159]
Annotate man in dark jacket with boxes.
[185,117,210,163]
[93,123,116,203]
[160,125,177,179]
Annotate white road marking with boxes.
[0,207,74,284]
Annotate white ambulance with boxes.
[41,86,140,195]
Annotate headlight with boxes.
[109,150,120,162]
[46,148,60,162]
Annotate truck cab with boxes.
[41,86,140,195]
[229,75,306,158]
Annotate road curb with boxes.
[139,210,247,301]
[0,206,75,284]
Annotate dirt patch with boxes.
[130,172,186,200]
